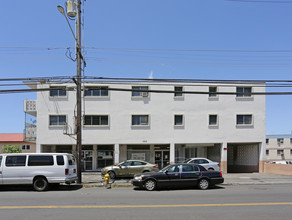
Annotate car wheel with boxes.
[33,177,48,192]
[198,179,209,190]
[144,179,156,191]
[108,171,116,179]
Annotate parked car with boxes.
[132,163,224,191]
[268,161,292,164]
[101,160,159,179]
[0,153,77,191]
[184,157,220,171]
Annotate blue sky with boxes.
[1,0,292,134]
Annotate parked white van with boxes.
[0,153,77,191]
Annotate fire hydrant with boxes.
[104,173,111,189]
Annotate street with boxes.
[0,184,291,220]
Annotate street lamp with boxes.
[57,1,83,184]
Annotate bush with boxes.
[2,145,23,153]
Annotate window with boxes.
[132,86,149,97]
[174,86,183,97]
[50,86,66,97]
[209,86,217,98]
[277,138,284,145]
[266,139,269,144]
[277,150,284,156]
[182,165,194,172]
[167,165,180,172]
[209,115,218,126]
[236,115,253,126]
[174,115,184,126]
[22,145,30,150]
[28,156,54,166]
[67,155,76,165]
[290,138,292,144]
[132,115,149,126]
[236,87,252,98]
[84,115,109,126]
[290,149,292,155]
[133,161,147,166]
[57,155,65,165]
[0,156,2,167]
[266,150,269,156]
[6,156,26,167]
[84,87,108,97]
[49,115,66,126]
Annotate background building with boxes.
[25,80,266,173]
[0,133,36,153]
[266,134,292,161]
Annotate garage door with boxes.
[227,144,259,173]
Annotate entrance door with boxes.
[81,151,93,171]
[155,150,170,169]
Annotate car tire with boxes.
[33,177,48,192]
[108,171,116,179]
[144,179,156,191]
[198,179,209,190]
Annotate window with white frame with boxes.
[209,86,217,98]
[22,145,30,151]
[132,86,149,97]
[209,115,218,126]
[49,115,66,126]
[174,86,183,97]
[50,86,67,97]
[236,87,252,98]
[84,115,109,126]
[132,115,149,126]
[236,114,253,126]
[174,115,184,126]
[84,86,108,97]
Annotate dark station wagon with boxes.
[132,163,224,191]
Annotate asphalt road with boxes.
[0,184,292,220]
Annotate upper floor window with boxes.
[50,86,66,97]
[84,115,109,126]
[266,150,269,156]
[277,149,284,156]
[132,115,149,126]
[236,87,252,98]
[277,138,284,145]
[132,86,149,97]
[209,86,217,98]
[290,138,292,144]
[236,114,253,126]
[84,87,108,97]
[174,86,183,97]
[266,139,269,144]
[49,115,66,126]
[174,115,184,126]
[209,115,218,126]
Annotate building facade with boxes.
[25,80,266,173]
[0,133,36,153]
[266,134,292,161]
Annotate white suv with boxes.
[184,158,220,171]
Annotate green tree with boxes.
[2,145,23,153]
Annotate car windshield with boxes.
[184,159,192,163]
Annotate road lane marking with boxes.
[1,202,292,209]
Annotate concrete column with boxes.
[220,142,228,173]
[170,143,175,164]
[114,144,120,164]
[36,143,41,153]
[259,142,266,173]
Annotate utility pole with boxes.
[57,0,83,183]
[76,0,82,184]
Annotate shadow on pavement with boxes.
[0,184,83,192]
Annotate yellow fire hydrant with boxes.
[104,173,111,189]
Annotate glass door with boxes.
[155,150,170,169]
[81,150,93,171]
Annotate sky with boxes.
[1,0,292,134]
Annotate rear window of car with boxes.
[28,155,54,166]
[67,155,76,165]
[57,155,65,165]
[6,156,27,167]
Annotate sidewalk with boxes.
[80,172,292,188]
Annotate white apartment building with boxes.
[266,135,292,161]
[25,80,266,173]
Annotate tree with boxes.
[1,145,22,153]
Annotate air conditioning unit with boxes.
[141,92,148,97]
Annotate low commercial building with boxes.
[24,80,266,173]
[0,133,36,153]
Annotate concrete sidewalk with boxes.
[80,172,292,187]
